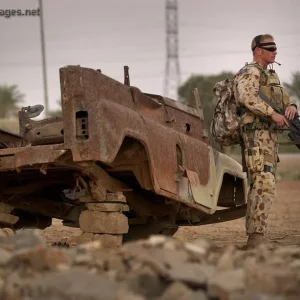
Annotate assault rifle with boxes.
[258,91,300,150]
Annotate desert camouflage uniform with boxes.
[233,61,296,235]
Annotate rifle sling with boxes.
[258,91,277,112]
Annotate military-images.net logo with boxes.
[0,8,40,18]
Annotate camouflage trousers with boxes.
[242,128,278,235]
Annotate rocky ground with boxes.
[1,228,300,300]
[0,155,299,299]
[0,178,298,300]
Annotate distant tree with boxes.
[0,84,24,118]
[283,72,300,107]
[178,72,234,129]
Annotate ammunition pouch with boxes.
[241,125,276,175]
[244,146,264,172]
[244,147,275,174]
[241,116,271,132]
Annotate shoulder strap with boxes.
[245,62,264,74]
[258,90,277,111]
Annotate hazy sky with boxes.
[0,0,300,113]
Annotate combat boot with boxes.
[246,233,265,249]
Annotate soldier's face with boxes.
[258,38,277,64]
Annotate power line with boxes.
[1,43,300,70]
[164,0,181,100]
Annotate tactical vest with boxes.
[259,68,290,110]
[244,64,291,130]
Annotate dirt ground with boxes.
[41,154,300,248]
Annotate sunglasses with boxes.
[260,46,277,52]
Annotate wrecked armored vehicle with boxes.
[0,66,247,246]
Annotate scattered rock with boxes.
[14,268,117,300]
[159,282,204,300]
[167,263,213,288]
[79,211,129,234]
[93,233,123,248]
[208,269,245,299]
[216,245,236,270]
[0,248,12,266]
[0,229,299,299]
[126,265,166,298]
[0,228,14,237]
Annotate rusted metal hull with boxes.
[0,66,247,235]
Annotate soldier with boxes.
[233,34,297,248]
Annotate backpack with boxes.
[211,77,242,146]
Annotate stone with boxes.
[106,256,127,276]
[163,239,178,251]
[289,259,300,268]
[0,228,14,238]
[167,263,214,287]
[16,268,117,300]
[93,234,123,248]
[145,235,168,247]
[267,255,286,266]
[0,278,4,295]
[245,263,300,295]
[193,290,208,300]
[122,245,169,277]
[229,291,286,300]
[1,228,14,236]
[90,180,107,201]
[208,269,245,299]
[115,288,146,300]
[106,192,126,203]
[77,232,94,244]
[79,211,128,234]
[78,240,102,252]
[123,243,193,279]
[0,229,44,252]
[78,195,95,203]
[86,203,129,212]
[2,271,24,299]
[126,265,166,298]
[14,246,71,271]
[184,242,207,257]
[189,238,215,252]
[0,248,12,265]
[159,282,205,300]
[0,203,14,214]
[0,213,19,225]
[79,191,127,203]
[74,253,93,265]
[216,245,236,271]
[274,247,300,258]
[0,229,7,238]
[157,248,190,270]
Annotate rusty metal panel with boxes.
[0,129,21,148]
[15,146,67,168]
[59,66,210,196]
[0,144,66,170]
